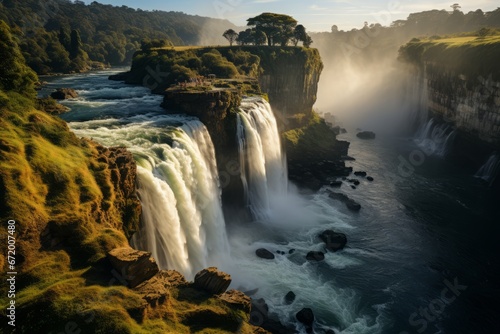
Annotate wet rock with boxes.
[296,307,315,326]
[50,88,78,100]
[351,185,356,190]
[367,176,374,181]
[327,190,361,211]
[107,247,159,288]
[289,249,296,254]
[306,251,325,261]
[193,267,231,295]
[330,180,342,187]
[256,248,275,260]
[354,171,367,177]
[109,72,129,81]
[284,291,296,305]
[219,289,251,313]
[319,230,347,252]
[342,155,356,161]
[251,299,298,333]
[356,131,376,139]
[347,179,360,186]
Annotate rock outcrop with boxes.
[219,289,252,313]
[107,247,159,288]
[193,267,232,295]
[327,190,361,211]
[50,88,78,100]
[319,230,347,252]
[256,248,275,260]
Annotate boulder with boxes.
[107,247,159,288]
[330,180,342,187]
[289,249,296,254]
[367,176,374,181]
[296,308,315,326]
[256,248,275,260]
[193,267,231,295]
[134,270,186,306]
[306,251,325,261]
[284,291,296,305]
[327,190,361,211]
[50,88,78,100]
[354,171,367,177]
[319,230,347,252]
[219,289,251,313]
[356,131,376,139]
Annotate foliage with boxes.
[222,29,238,46]
[247,12,298,46]
[0,20,38,98]
[0,0,237,74]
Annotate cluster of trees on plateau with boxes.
[0,0,236,74]
[223,13,313,47]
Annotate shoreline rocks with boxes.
[256,248,275,260]
[50,88,78,100]
[326,190,361,211]
[319,230,347,252]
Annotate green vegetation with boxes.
[0,21,37,98]
[0,0,236,74]
[236,12,312,47]
[398,29,500,79]
[0,30,257,334]
[128,47,261,93]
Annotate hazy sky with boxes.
[81,0,499,32]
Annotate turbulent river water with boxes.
[41,69,500,334]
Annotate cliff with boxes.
[0,92,264,333]
[399,35,500,168]
[124,46,323,121]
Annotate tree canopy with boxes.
[247,13,298,46]
[222,29,238,46]
[0,20,38,98]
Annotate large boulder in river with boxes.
[296,307,315,326]
[284,291,296,305]
[356,131,376,139]
[193,267,231,295]
[50,88,78,100]
[319,230,347,252]
[256,248,275,260]
[306,251,325,261]
[107,247,159,288]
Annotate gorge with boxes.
[2,6,500,334]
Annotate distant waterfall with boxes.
[415,118,457,157]
[237,97,287,220]
[475,153,500,186]
[70,116,229,280]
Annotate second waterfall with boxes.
[237,97,288,221]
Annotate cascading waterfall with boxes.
[70,116,229,280]
[475,152,500,186]
[415,118,457,157]
[237,97,287,220]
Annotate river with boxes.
[40,69,500,334]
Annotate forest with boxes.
[0,0,236,74]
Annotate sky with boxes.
[81,0,500,32]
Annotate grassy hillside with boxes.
[398,29,500,79]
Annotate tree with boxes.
[247,13,298,46]
[222,29,238,46]
[70,29,82,59]
[292,24,312,47]
[237,29,253,45]
[331,25,339,33]
[254,29,267,45]
[59,27,71,51]
[0,20,38,97]
[451,3,461,11]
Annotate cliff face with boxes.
[425,63,500,146]
[253,47,323,122]
[399,36,500,168]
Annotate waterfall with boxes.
[415,118,457,157]
[70,116,229,280]
[237,97,287,220]
[475,152,500,186]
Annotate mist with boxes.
[312,30,421,136]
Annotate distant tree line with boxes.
[223,13,313,47]
[0,0,236,74]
